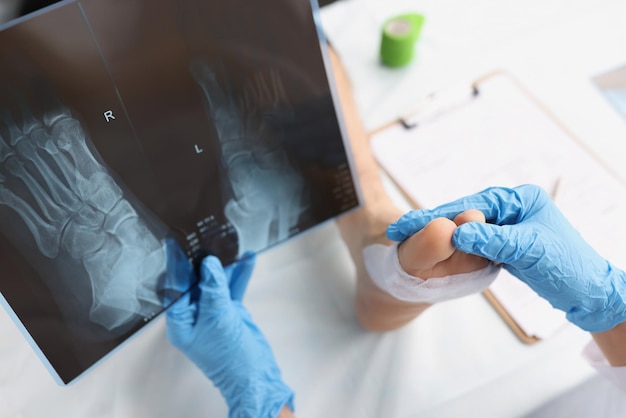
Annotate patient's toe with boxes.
[397,217,456,277]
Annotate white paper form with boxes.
[371,72,626,340]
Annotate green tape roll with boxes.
[380,13,425,68]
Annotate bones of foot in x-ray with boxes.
[190,61,307,254]
[0,106,165,330]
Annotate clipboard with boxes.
[368,69,626,344]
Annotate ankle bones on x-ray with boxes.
[190,59,308,255]
[363,243,500,303]
[0,105,165,331]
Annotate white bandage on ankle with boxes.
[363,244,500,304]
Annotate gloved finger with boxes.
[160,237,196,308]
[197,256,232,311]
[225,251,257,303]
[387,185,545,241]
[387,209,448,242]
[452,221,539,266]
[386,194,496,242]
[386,206,486,242]
[165,291,197,331]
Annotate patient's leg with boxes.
[328,48,488,331]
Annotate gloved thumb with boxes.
[225,251,256,303]
[198,256,232,311]
[160,238,196,308]
[452,222,536,266]
[165,292,198,346]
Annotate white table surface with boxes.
[2,0,626,417]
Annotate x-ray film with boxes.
[0,0,360,384]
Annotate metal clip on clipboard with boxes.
[399,82,480,130]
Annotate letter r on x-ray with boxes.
[104,110,115,123]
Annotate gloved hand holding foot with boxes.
[166,252,295,418]
[387,184,626,333]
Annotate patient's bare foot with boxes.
[329,48,488,332]
[346,208,488,332]
[398,209,488,278]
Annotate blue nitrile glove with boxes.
[387,184,626,333]
[166,252,295,418]
[159,238,197,307]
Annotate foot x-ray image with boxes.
[189,59,309,255]
[0,0,359,384]
[0,92,171,333]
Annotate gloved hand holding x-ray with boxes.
[166,252,295,418]
[387,184,626,333]
[0,0,359,387]
[0,60,309,336]
[2,63,312,339]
